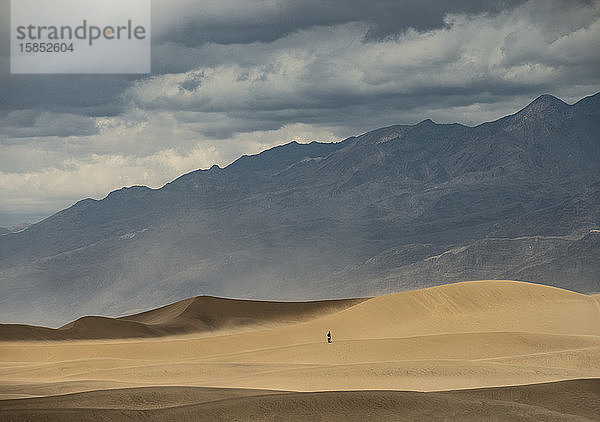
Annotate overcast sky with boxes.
[1,0,599,226]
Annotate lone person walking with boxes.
[327,330,332,344]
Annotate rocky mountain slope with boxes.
[1,93,599,326]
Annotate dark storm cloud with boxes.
[155,0,528,46]
[0,0,135,117]
[0,109,98,138]
[0,74,136,116]
[0,7,131,118]
[0,0,550,120]
[127,0,600,138]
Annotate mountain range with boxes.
[1,93,599,326]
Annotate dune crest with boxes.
[1,280,599,402]
[0,296,366,341]
[305,280,600,340]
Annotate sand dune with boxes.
[1,380,598,421]
[0,296,366,340]
[1,280,600,419]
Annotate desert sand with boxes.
[1,280,599,420]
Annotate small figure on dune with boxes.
[327,330,332,344]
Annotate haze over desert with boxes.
[1,280,599,420]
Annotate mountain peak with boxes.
[501,94,570,127]
[521,94,568,114]
[416,118,436,126]
[533,93,563,103]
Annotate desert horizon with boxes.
[2,280,599,420]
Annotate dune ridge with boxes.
[1,280,599,419]
[3,280,598,342]
[1,380,598,421]
[0,296,366,340]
